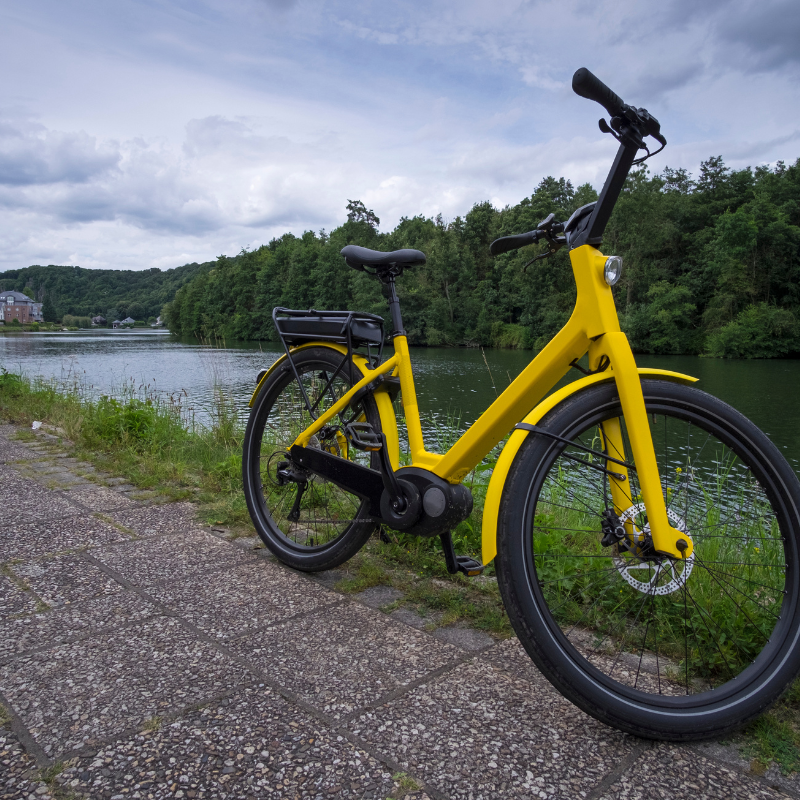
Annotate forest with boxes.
[0,261,214,324]
[165,156,800,358]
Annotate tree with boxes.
[42,292,57,323]
[346,200,380,228]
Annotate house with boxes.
[121,316,135,325]
[0,291,43,325]
[112,319,122,328]
[112,317,135,329]
[91,315,107,326]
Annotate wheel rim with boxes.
[524,398,794,704]
[254,362,375,552]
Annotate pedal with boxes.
[455,555,485,577]
[344,422,383,451]
[439,531,485,577]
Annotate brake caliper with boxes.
[600,508,626,548]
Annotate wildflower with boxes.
[676,466,683,474]
[755,546,760,553]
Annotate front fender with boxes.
[248,342,400,470]
[481,368,698,566]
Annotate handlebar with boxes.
[572,67,666,149]
[489,230,540,256]
[571,67,625,118]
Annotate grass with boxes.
[1,368,799,775]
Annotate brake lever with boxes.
[522,235,567,270]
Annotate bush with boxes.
[62,314,92,329]
[706,303,800,358]
[27,322,40,332]
[9,318,21,327]
[0,369,25,396]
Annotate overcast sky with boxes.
[1,0,799,272]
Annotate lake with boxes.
[2,329,799,471]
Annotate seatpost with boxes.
[384,276,406,337]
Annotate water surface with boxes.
[2,329,798,469]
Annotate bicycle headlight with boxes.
[604,256,623,286]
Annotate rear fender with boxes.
[481,368,698,566]
[248,342,400,470]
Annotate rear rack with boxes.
[272,307,387,421]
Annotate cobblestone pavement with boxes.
[1,424,799,799]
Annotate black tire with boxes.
[242,346,380,571]
[496,379,800,740]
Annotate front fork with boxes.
[590,333,693,560]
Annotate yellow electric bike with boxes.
[243,68,800,740]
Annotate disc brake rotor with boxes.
[612,503,694,595]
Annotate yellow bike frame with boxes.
[270,243,696,562]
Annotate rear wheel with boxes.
[496,380,800,740]
[242,346,381,571]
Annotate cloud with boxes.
[0,119,120,186]
[0,0,799,273]
[716,0,800,72]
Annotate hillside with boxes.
[165,156,800,358]
[0,261,215,323]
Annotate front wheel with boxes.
[496,380,800,740]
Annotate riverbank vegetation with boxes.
[165,157,800,358]
[0,261,214,324]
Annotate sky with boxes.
[1,0,799,273]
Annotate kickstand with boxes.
[439,531,485,577]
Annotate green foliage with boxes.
[85,396,185,452]
[41,292,56,322]
[0,261,214,323]
[62,314,92,329]
[165,159,800,358]
[706,303,800,358]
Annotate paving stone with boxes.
[92,528,253,587]
[62,484,138,512]
[432,625,494,651]
[389,606,441,631]
[347,655,632,800]
[230,534,265,551]
[10,553,122,606]
[56,684,399,799]
[0,471,82,525]
[308,567,351,589]
[0,514,130,562]
[355,584,404,608]
[0,591,158,662]
[106,501,200,538]
[17,461,62,475]
[0,436,35,465]
[149,560,339,639]
[480,636,550,686]
[597,744,784,799]
[0,615,255,757]
[40,471,88,488]
[231,602,460,719]
[0,575,39,619]
[0,728,54,799]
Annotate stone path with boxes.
[0,423,798,799]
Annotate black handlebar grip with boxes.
[572,68,625,117]
[489,230,539,257]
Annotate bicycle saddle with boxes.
[340,245,426,273]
